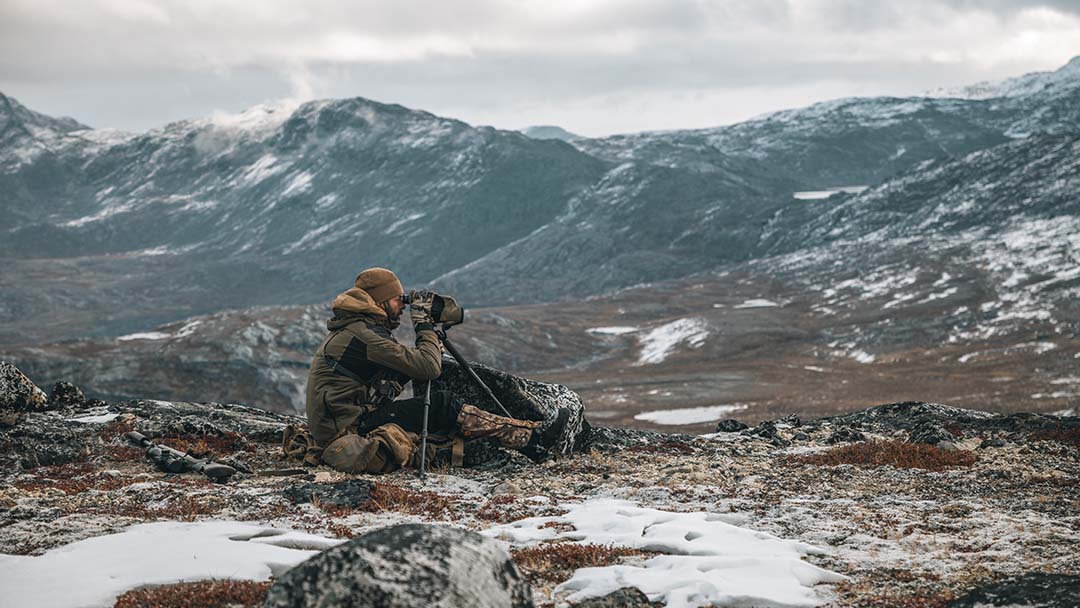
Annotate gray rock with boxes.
[575,586,656,607]
[0,410,99,469]
[48,381,86,408]
[0,361,49,413]
[432,358,589,459]
[716,419,748,433]
[910,419,956,445]
[947,572,1080,608]
[283,480,375,508]
[826,428,866,444]
[979,438,1007,448]
[263,523,534,608]
[118,399,301,443]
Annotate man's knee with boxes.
[321,423,419,474]
[321,432,385,473]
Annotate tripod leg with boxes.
[441,335,513,417]
[419,381,430,479]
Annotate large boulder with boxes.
[1,360,49,416]
[263,523,534,608]
[432,357,590,457]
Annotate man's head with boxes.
[354,267,405,321]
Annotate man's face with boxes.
[386,295,405,320]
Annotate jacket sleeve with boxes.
[361,326,443,381]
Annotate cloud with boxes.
[1,0,1078,134]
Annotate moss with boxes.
[788,440,977,471]
[113,579,270,608]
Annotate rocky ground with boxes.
[2,363,1079,607]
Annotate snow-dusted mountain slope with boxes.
[2,57,1079,344]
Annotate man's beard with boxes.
[381,301,401,330]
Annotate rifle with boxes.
[126,430,237,482]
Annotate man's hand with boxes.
[409,289,435,329]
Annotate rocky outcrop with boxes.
[948,572,1080,608]
[432,358,591,458]
[0,360,48,416]
[262,524,534,608]
[575,587,657,607]
[283,480,374,508]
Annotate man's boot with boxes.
[456,404,540,448]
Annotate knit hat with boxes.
[354,268,404,304]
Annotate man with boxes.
[305,267,566,473]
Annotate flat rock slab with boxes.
[263,523,534,608]
[282,480,374,508]
[948,572,1080,608]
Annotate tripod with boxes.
[419,325,512,478]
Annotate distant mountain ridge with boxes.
[2,57,1079,344]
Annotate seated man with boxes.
[305,267,565,473]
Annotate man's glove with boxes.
[408,289,435,330]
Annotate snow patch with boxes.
[67,412,120,424]
[281,171,313,197]
[634,404,749,425]
[116,331,171,341]
[735,298,780,309]
[586,326,638,336]
[793,186,868,200]
[0,521,342,608]
[484,498,845,608]
[635,318,709,365]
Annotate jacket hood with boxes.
[327,287,387,330]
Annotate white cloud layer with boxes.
[2,0,1079,134]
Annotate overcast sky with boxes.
[2,0,1079,137]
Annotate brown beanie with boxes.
[354,268,404,304]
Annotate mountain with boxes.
[7,131,1077,424]
[2,57,1079,349]
[521,125,583,142]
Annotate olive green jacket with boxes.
[305,286,442,447]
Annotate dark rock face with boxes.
[121,399,301,443]
[909,419,957,445]
[283,480,375,508]
[817,401,1080,439]
[948,572,1080,608]
[827,428,867,444]
[716,419,748,433]
[48,381,86,408]
[263,523,534,608]
[0,410,100,468]
[583,426,694,450]
[575,587,656,607]
[1,360,49,413]
[432,357,590,458]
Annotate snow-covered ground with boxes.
[636,318,710,365]
[0,522,342,608]
[485,498,846,607]
[634,404,750,425]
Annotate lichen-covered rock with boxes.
[0,361,49,413]
[117,399,301,443]
[574,587,656,607]
[283,480,374,508]
[263,523,534,608]
[827,428,867,444]
[715,419,748,433]
[432,358,590,458]
[909,419,956,445]
[48,381,86,408]
[947,572,1080,608]
[0,410,100,469]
